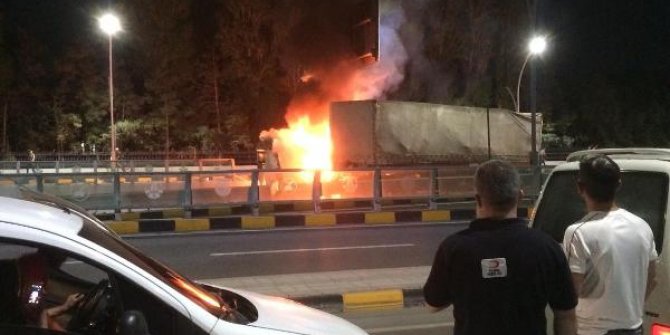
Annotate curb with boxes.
[96,198,536,221]
[294,288,425,312]
[95,199,432,221]
[104,208,532,235]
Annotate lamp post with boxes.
[98,13,121,162]
[516,35,546,167]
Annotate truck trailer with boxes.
[330,100,542,168]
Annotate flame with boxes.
[262,60,403,178]
[275,115,332,170]
[264,63,362,174]
[260,4,407,177]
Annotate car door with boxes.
[0,238,208,335]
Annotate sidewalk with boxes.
[200,266,430,311]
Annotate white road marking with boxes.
[367,322,454,333]
[210,243,415,257]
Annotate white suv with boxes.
[0,189,367,335]
[531,148,670,335]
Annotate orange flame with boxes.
[262,55,399,175]
[276,115,332,171]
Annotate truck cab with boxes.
[531,148,670,334]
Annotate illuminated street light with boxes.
[98,13,121,162]
[516,35,547,167]
[528,36,547,55]
[516,36,546,114]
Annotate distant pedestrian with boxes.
[113,147,122,161]
[26,150,36,173]
[563,154,657,335]
[424,160,577,335]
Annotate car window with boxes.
[533,170,667,252]
[0,237,209,335]
[0,240,112,334]
[59,257,107,284]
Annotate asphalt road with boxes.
[123,222,469,335]
[124,222,469,280]
[339,306,454,335]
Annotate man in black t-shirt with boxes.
[424,160,577,335]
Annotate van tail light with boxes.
[652,323,670,335]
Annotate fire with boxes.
[275,115,332,171]
[260,3,407,177]
[266,64,366,174]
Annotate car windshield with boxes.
[532,170,667,253]
[77,220,224,316]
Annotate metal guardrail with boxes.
[0,163,546,218]
[5,151,259,165]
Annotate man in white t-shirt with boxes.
[563,154,658,335]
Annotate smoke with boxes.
[351,0,409,100]
[394,0,449,101]
[260,0,422,169]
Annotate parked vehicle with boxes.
[0,189,368,335]
[531,148,670,334]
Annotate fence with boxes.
[0,163,545,218]
[5,151,259,165]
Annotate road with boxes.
[124,222,469,279]
[338,306,454,335]
[124,222,468,334]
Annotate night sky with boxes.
[3,1,669,96]
[542,1,670,93]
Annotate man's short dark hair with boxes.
[578,154,621,202]
[475,160,521,212]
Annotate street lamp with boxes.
[98,13,121,162]
[516,35,546,167]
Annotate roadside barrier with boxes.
[0,165,547,218]
[295,288,424,312]
[105,207,532,235]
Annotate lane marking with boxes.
[367,322,454,333]
[210,243,415,257]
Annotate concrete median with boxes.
[202,267,430,313]
[103,207,532,235]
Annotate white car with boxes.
[0,189,368,335]
[531,148,670,335]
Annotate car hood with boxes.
[214,286,368,335]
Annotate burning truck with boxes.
[259,100,541,171]
[254,99,540,201]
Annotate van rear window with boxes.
[533,171,666,252]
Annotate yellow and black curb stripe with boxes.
[94,199,433,221]
[104,207,531,235]
[295,288,424,312]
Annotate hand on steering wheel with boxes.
[67,280,110,332]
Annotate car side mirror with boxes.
[118,310,151,335]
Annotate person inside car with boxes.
[17,250,84,331]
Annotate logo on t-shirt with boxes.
[481,258,507,278]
